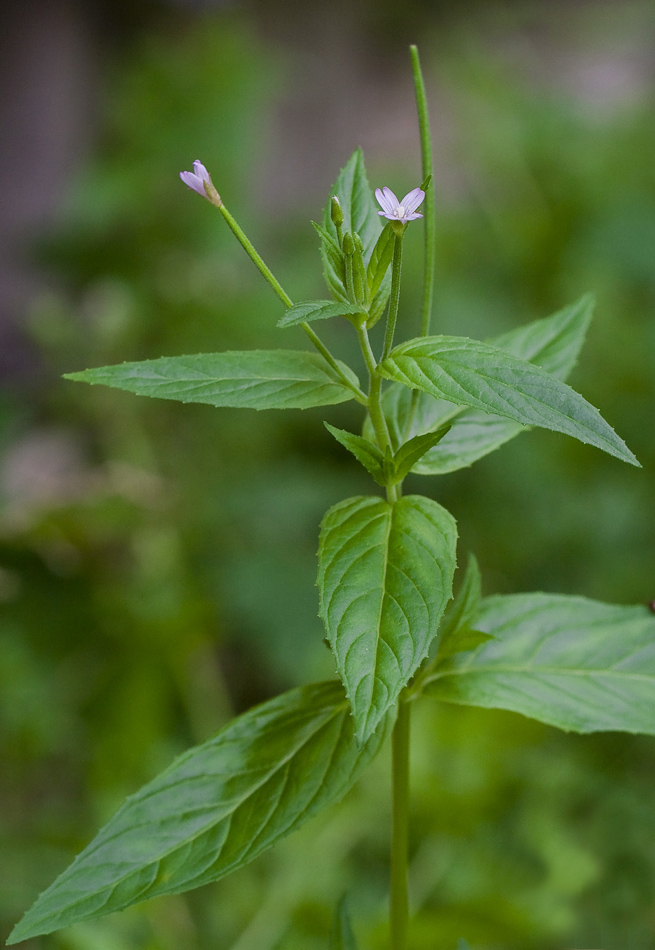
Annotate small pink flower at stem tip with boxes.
[375,185,424,223]
[179,160,221,204]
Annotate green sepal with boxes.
[277,300,367,329]
[324,423,386,486]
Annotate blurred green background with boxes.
[1,2,654,949]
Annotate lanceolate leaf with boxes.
[324,423,386,485]
[318,495,457,743]
[378,295,598,474]
[8,681,388,943]
[437,554,492,659]
[321,149,390,309]
[391,425,452,483]
[65,351,361,411]
[425,594,655,734]
[323,149,381,262]
[277,300,366,329]
[378,335,639,466]
[313,221,348,303]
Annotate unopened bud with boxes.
[330,196,344,229]
[342,231,355,255]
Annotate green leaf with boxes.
[322,149,386,304]
[8,681,388,943]
[378,294,598,474]
[277,300,366,329]
[437,554,493,659]
[65,351,362,411]
[318,495,457,743]
[378,335,639,467]
[313,221,348,304]
[330,897,358,950]
[492,292,594,377]
[366,222,394,299]
[325,424,451,488]
[325,423,386,486]
[425,593,655,734]
[390,425,452,483]
[456,940,472,950]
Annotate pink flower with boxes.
[375,186,424,223]
[179,161,219,202]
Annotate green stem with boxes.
[216,202,366,404]
[390,694,411,950]
[410,45,435,338]
[382,234,404,362]
[356,322,390,446]
[355,322,398,503]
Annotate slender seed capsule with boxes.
[352,233,368,307]
[341,232,357,303]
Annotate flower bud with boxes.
[330,196,344,229]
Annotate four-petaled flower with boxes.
[179,161,220,204]
[375,186,424,223]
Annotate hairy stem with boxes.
[217,202,366,404]
[390,694,411,950]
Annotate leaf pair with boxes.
[324,421,451,487]
[8,681,389,944]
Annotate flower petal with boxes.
[401,187,425,214]
[375,187,396,215]
[382,186,399,208]
[404,212,423,220]
[180,171,207,197]
[192,160,210,182]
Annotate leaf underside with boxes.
[65,350,361,411]
[318,494,457,744]
[427,593,655,734]
[8,681,388,943]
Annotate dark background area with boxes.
[1,2,654,949]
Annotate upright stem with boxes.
[216,202,366,404]
[382,234,404,362]
[410,45,435,338]
[390,694,411,950]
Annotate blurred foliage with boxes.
[1,7,654,950]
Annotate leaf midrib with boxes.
[26,700,349,927]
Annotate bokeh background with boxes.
[1,1,654,949]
